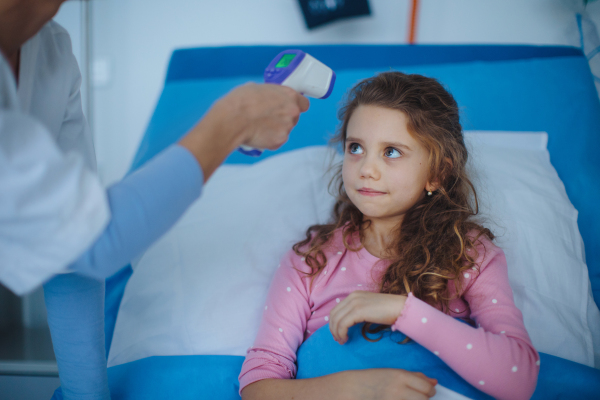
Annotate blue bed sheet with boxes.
[98,45,600,399]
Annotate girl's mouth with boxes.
[358,188,386,196]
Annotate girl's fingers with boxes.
[329,299,352,342]
[338,308,365,344]
[328,306,340,342]
[406,373,437,396]
[330,293,376,344]
[402,388,431,400]
[332,303,358,343]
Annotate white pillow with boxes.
[108,146,338,366]
[108,132,600,369]
[465,131,599,367]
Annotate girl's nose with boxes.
[359,156,380,180]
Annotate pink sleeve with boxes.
[392,239,539,400]
[238,250,312,394]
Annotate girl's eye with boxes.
[384,147,402,159]
[348,143,363,154]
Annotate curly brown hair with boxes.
[293,72,493,326]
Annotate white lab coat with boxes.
[0,21,110,295]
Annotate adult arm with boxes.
[180,82,309,182]
[69,144,201,280]
[71,83,308,280]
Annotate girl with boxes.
[239,72,539,400]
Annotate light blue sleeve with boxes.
[45,274,111,400]
[44,144,203,400]
[71,144,203,279]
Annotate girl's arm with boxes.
[240,250,438,400]
[238,250,313,391]
[242,369,437,400]
[392,239,539,400]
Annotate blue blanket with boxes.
[297,324,600,400]
[297,323,494,399]
[61,323,600,400]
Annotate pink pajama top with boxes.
[239,229,539,400]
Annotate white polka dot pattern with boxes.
[278,328,283,332]
[492,299,497,304]
[536,360,540,366]
[286,287,291,292]
[466,343,473,350]
[324,316,329,321]
[464,273,470,278]
[337,251,343,255]
[336,298,340,303]
[479,381,485,385]
[341,267,346,271]
[421,317,428,323]
[434,351,439,356]
[512,366,518,372]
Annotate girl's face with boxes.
[342,105,435,226]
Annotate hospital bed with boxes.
[95,45,600,399]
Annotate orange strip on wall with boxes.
[408,0,420,44]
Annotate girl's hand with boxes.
[342,369,438,400]
[329,291,407,344]
[241,369,437,400]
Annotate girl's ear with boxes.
[427,157,453,193]
[426,182,439,193]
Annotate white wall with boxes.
[57,0,597,185]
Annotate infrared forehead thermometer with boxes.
[265,49,336,99]
[238,50,336,156]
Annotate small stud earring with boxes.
[427,191,433,196]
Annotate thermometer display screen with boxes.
[275,54,296,68]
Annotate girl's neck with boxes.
[361,217,402,259]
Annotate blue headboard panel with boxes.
[165,44,581,81]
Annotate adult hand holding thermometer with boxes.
[238,50,336,156]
